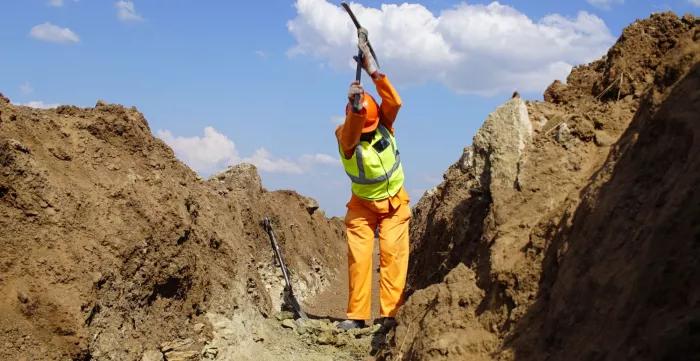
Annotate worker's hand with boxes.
[348,81,364,107]
[353,41,377,75]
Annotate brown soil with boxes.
[377,11,700,361]
[0,98,348,360]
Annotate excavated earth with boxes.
[0,93,362,360]
[1,10,699,361]
[376,11,700,361]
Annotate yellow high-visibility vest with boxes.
[339,124,404,200]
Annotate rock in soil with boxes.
[275,311,295,321]
[315,330,336,345]
[594,130,615,147]
[163,351,199,361]
[140,350,164,361]
[281,319,297,330]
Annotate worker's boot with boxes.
[376,317,396,333]
[382,317,396,329]
[337,319,365,330]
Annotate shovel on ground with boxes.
[263,217,309,322]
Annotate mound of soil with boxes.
[377,12,700,361]
[0,99,347,360]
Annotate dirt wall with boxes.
[0,98,347,361]
[378,12,700,361]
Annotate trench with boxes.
[200,241,388,361]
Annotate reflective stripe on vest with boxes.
[339,124,405,200]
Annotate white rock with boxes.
[140,350,164,361]
[472,97,533,193]
[457,146,474,173]
[556,123,572,143]
[208,163,262,195]
[468,97,533,223]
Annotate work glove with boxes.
[348,80,364,107]
[353,40,377,76]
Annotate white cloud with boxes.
[157,126,341,176]
[587,0,624,10]
[300,153,342,166]
[20,82,34,95]
[242,148,304,174]
[690,0,700,7]
[115,1,144,22]
[29,22,80,43]
[255,50,267,57]
[157,127,239,175]
[329,115,345,125]
[14,100,61,109]
[48,0,79,6]
[286,0,615,95]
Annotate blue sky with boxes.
[2,0,698,217]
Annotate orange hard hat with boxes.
[346,93,379,133]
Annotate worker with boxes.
[335,40,410,331]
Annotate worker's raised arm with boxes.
[353,41,403,133]
[336,81,367,159]
[371,73,402,133]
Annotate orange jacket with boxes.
[335,74,410,213]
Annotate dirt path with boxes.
[303,240,382,323]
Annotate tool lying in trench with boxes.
[341,1,381,113]
[263,217,309,322]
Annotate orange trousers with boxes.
[344,197,410,320]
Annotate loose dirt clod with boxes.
[273,316,386,358]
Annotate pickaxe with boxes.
[341,1,381,113]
